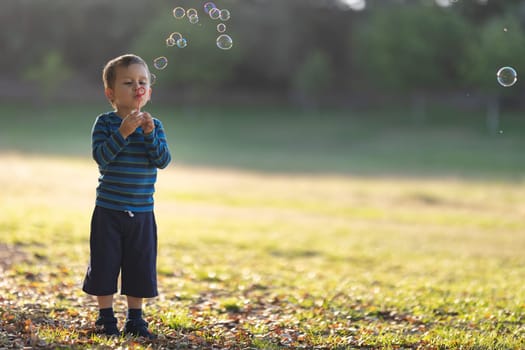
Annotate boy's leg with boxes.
[127,296,142,309]
[121,211,158,339]
[124,296,156,339]
[95,295,119,336]
[83,207,122,295]
[120,211,158,298]
[82,207,124,337]
[98,295,114,309]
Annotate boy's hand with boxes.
[141,112,155,135]
[119,110,144,139]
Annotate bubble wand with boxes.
[136,86,146,112]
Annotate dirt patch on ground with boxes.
[0,243,28,272]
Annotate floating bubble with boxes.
[166,37,176,47]
[169,32,183,42]
[217,23,226,33]
[153,56,168,70]
[137,87,146,97]
[497,66,517,87]
[220,9,231,21]
[150,73,157,86]
[204,2,217,14]
[186,8,198,18]
[173,7,185,19]
[209,7,221,20]
[189,14,199,24]
[177,37,188,48]
[216,34,233,50]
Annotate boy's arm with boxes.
[144,119,171,169]
[92,116,129,168]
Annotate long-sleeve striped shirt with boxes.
[92,111,171,212]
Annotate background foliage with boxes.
[2,0,525,106]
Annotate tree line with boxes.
[1,0,524,113]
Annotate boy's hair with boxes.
[102,54,150,89]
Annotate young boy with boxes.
[82,54,171,338]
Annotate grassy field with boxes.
[2,102,525,177]
[1,103,525,348]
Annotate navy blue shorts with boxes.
[82,206,158,298]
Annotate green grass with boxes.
[0,153,524,348]
[1,103,525,348]
[2,102,525,177]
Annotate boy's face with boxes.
[105,63,152,111]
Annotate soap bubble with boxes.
[136,87,146,97]
[186,8,198,18]
[153,57,168,70]
[204,2,217,14]
[177,37,188,48]
[217,23,226,33]
[189,14,199,24]
[173,7,185,19]
[497,66,517,87]
[209,8,220,20]
[220,9,231,21]
[169,32,183,43]
[166,37,176,47]
[165,4,234,56]
[150,73,157,86]
[216,34,233,50]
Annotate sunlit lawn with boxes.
[2,102,525,176]
[1,152,524,349]
[1,102,525,348]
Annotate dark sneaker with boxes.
[95,315,120,337]
[124,318,156,339]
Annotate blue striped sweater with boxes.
[92,111,171,212]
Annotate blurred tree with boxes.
[0,0,67,79]
[291,49,334,110]
[354,4,471,120]
[132,7,243,101]
[452,0,522,23]
[0,0,159,83]
[62,0,161,83]
[230,0,311,90]
[4,0,523,111]
[22,50,72,102]
[461,13,525,134]
[231,0,354,91]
